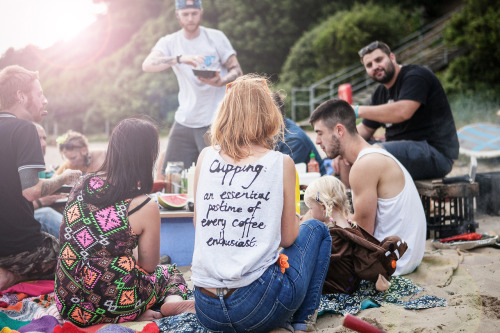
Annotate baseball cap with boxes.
[175,0,202,10]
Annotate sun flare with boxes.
[0,0,107,53]
[44,0,107,43]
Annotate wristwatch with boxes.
[176,55,182,64]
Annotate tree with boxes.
[278,3,419,120]
[211,0,346,77]
[0,0,464,133]
[443,0,500,92]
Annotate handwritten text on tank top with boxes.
[200,159,271,247]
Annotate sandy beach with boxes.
[43,135,500,332]
[314,213,500,332]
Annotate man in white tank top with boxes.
[310,99,426,275]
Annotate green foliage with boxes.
[448,90,500,129]
[212,0,349,76]
[281,3,418,88]
[2,0,494,135]
[278,2,420,120]
[442,0,500,93]
[279,28,319,87]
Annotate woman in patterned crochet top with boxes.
[55,117,195,327]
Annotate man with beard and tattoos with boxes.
[0,65,81,290]
[332,41,458,185]
[310,99,426,275]
[143,0,242,172]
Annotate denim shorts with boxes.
[194,219,331,333]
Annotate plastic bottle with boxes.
[187,162,196,198]
[307,151,320,173]
[295,170,301,215]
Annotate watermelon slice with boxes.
[158,193,188,210]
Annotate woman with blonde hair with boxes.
[304,176,408,294]
[55,130,106,175]
[191,74,332,332]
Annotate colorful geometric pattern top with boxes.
[55,174,188,327]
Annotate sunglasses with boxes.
[225,78,269,94]
[59,142,83,150]
[358,41,380,58]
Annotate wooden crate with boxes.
[415,180,479,239]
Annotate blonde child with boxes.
[304,176,407,293]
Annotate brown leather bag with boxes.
[323,224,408,294]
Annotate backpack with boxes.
[323,223,408,294]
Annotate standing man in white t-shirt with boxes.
[143,0,242,175]
[310,99,426,275]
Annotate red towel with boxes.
[0,280,55,296]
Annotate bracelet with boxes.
[176,55,182,64]
[295,212,301,219]
[35,199,42,208]
[354,105,359,118]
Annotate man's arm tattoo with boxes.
[221,60,243,85]
[40,175,68,197]
[222,72,239,85]
[150,57,177,67]
[228,65,242,74]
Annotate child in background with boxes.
[304,176,408,294]
[55,130,106,176]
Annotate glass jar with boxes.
[164,161,184,193]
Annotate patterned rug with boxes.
[318,276,446,316]
[0,277,446,332]
[154,276,446,332]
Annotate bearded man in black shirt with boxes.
[333,41,459,185]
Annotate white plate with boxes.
[432,234,498,250]
[192,69,217,78]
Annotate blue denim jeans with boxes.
[380,140,454,180]
[194,219,331,333]
[34,207,63,238]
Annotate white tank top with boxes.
[355,147,426,275]
[191,147,283,288]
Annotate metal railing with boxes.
[291,7,463,122]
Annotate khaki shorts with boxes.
[0,232,59,281]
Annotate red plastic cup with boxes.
[338,83,353,104]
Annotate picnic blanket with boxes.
[1,273,448,332]
[153,275,447,332]
[0,281,158,333]
[318,276,446,316]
